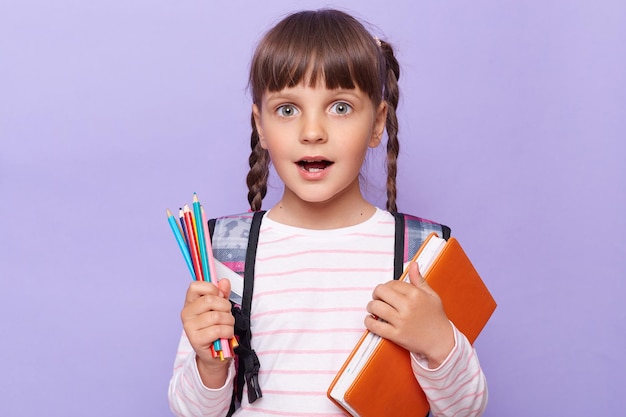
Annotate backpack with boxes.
[208,211,451,416]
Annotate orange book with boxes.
[327,233,497,417]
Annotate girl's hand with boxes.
[365,262,455,368]
[181,278,234,386]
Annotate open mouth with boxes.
[297,159,333,172]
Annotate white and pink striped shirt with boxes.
[169,209,488,416]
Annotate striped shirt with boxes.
[169,209,488,416]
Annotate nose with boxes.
[299,111,327,144]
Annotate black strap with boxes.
[242,211,264,319]
[210,212,265,416]
[441,224,452,240]
[392,212,405,281]
[233,211,265,407]
[208,217,216,238]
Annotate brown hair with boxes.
[246,9,401,212]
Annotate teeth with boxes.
[298,159,331,172]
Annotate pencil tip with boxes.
[166,208,172,216]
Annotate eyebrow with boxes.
[264,88,363,103]
[263,90,297,102]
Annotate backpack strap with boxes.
[208,211,266,415]
[391,212,451,280]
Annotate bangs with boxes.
[250,10,384,105]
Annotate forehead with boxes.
[263,81,366,101]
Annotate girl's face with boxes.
[253,82,387,210]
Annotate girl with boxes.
[169,9,488,417]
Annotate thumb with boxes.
[407,261,427,288]
[216,277,232,299]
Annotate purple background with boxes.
[1,0,624,415]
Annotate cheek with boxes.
[257,123,276,150]
[260,136,287,162]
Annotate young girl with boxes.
[169,9,488,417]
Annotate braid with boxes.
[246,113,270,211]
[379,40,401,213]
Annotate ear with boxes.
[369,101,387,148]
[252,104,267,149]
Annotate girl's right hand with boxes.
[181,279,234,385]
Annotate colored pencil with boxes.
[183,205,203,281]
[167,195,238,360]
[179,208,190,246]
[200,206,217,283]
[193,193,211,283]
[166,209,196,280]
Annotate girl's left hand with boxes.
[365,262,455,368]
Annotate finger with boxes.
[371,281,404,301]
[182,306,235,344]
[183,292,232,319]
[366,297,397,322]
[407,262,426,287]
[216,277,231,299]
[406,262,441,300]
[186,322,235,348]
[364,312,388,336]
[186,309,235,332]
[370,281,414,321]
[185,280,219,304]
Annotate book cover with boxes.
[327,233,497,417]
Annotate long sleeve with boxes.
[411,323,488,417]
[168,332,236,417]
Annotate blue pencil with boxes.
[179,208,191,252]
[166,208,196,280]
[193,193,212,283]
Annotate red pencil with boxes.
[183,205,203,281]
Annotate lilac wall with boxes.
[1,1,624,415]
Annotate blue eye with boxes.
[331,102,352,115]
[277,104,298,117]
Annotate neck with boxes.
[267,192,377,230]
